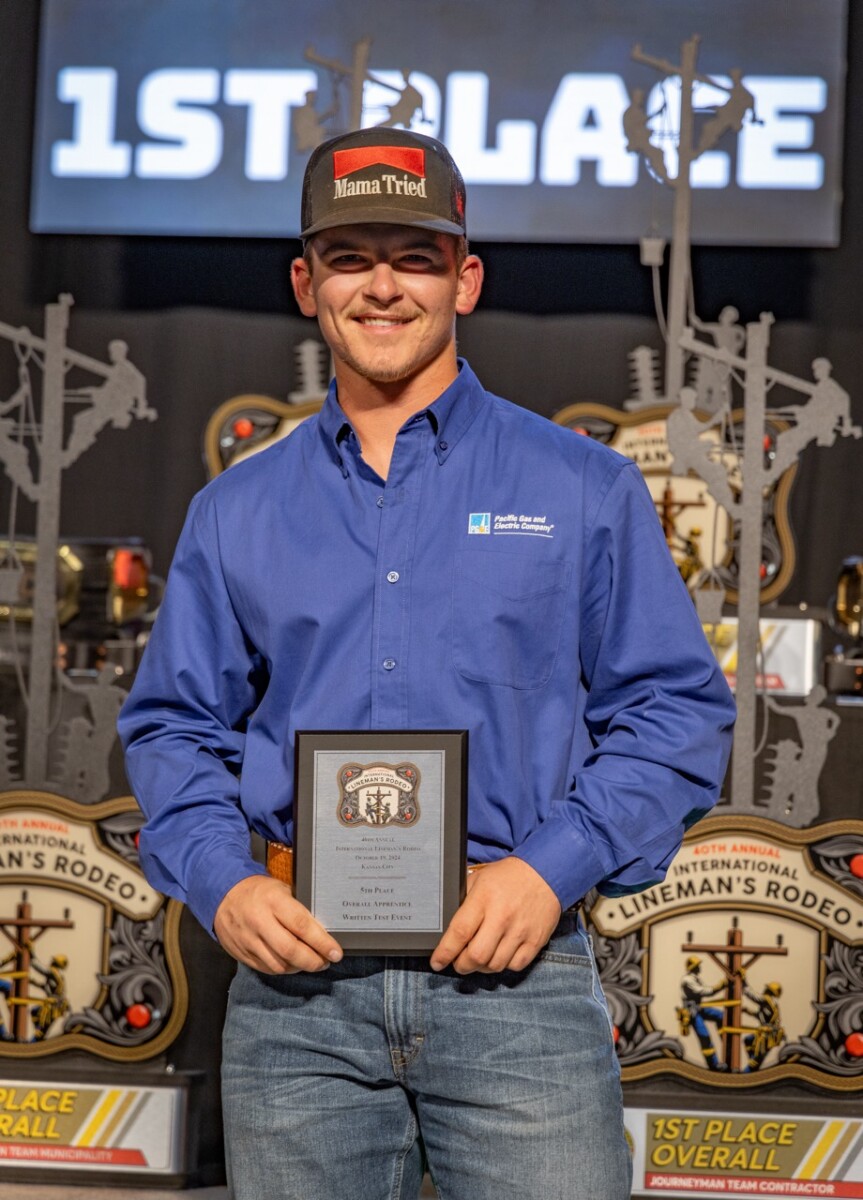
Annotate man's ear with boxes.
[291,256,317,317]
[455,254,484,317]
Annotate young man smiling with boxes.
[120,127,734,1199]
[290,223,482,480]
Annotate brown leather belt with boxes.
[264,843,581,914]
[266,841,488,887]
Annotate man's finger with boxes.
[215,874,343,972]
[429,901,484,971]
[272,897,343,963]
[478,934,529,975]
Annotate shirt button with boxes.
[376,496,384,508]
[438,440,448,451]
[383,658,397,671]
[386,571,400,584]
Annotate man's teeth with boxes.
[359,317,407,326]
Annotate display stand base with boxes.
[626,1088,863,1199]
[0,1066,201,1188]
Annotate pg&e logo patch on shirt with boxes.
[468,512,491,535]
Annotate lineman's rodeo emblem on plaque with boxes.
[0,792,187,1061]
[337,763,421,828]
[587,816,863,1089]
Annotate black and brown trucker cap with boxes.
[300,127,466,240]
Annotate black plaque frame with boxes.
[294,730,468,953]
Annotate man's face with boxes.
[291,224,482,391]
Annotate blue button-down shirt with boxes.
[119,361,735,934]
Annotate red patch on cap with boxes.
[333,146,425,179]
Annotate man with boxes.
[742,979,785,1072]
[119,128,735,1199]
[678,955,728,1072]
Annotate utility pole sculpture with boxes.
[301,37,426,146]
[623,37,859,820]
[0,295,155,793]
[682,917,787,1073]
[677,323,859,814]
[0,891,73,1043]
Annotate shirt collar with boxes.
[317,358,486,474]
[426,359,486,464]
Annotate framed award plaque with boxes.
[293,731,468,953]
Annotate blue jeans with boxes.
[221,911,631,1199]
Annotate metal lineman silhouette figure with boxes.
[622,88,669,183]
[767,358,861,480]
[62,338,154,467]
[695,68,758,156]
[689,307,746,413]
[667,387,739,516]
[761,685,841,827]
[376,70,426,128]
[0,295,155,791]
[54,664,129,802]
[0,360,39,501]
[294,89,340,153]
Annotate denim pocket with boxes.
[452,549,571,689]
[537,913,592,966]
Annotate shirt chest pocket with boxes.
[452,549,572,690]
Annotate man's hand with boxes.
[214,875,343,974]
[430,857,561,975]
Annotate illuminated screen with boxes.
[30,0,847,244]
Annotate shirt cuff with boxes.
[189,857,270,937]
[511,818,602,911]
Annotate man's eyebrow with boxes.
[399,238,448,254]
[317,240,364,255]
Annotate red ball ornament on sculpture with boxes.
[232,417,255,440]
[845,1032,863,1058]
[612,1024,620,1045]
[126,1003,152,1030]
[849,854,863,880]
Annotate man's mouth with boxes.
[354,315,413,327]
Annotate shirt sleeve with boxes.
[118,493,269,934]
[513,461,736,909]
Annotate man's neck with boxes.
[336,361,458,480]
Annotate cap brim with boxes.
[301,208,465,240]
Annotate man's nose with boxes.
[364,262,402,304]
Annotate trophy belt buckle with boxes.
[264,841,582,913]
